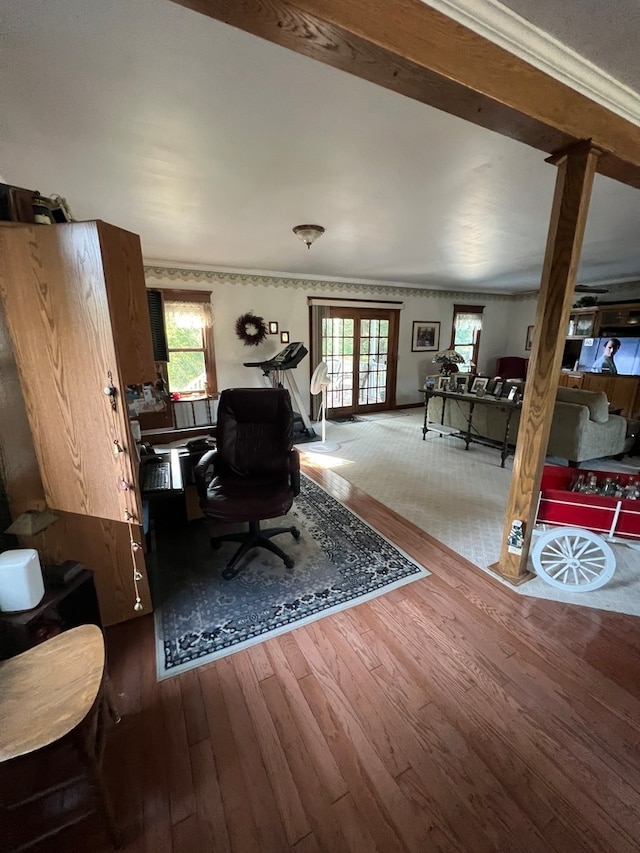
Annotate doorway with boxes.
[320,307,399,417]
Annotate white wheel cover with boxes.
[531,527,616,591]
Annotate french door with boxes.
[321,307,399,416]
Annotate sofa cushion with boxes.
[556,387,609,424]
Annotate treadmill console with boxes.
[244,342,307,372]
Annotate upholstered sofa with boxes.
[427,385,627,465]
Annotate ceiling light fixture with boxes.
[293,224,325,249]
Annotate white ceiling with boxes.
[1,0,639,294]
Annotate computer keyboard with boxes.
[142,461,171,492]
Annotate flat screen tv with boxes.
[578,336,640,376]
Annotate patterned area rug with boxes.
[151,474,429,679]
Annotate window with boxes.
[451,304,484,371]
[162,290,217,398]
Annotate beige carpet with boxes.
[298,409,640,617]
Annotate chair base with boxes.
[211,519,300,580]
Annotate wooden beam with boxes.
[170,0,640,188]
[490,140,600,583]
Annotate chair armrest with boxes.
[193,449,218,500]
[289,449,301,497]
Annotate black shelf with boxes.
[0,566,101,659]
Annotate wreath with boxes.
[235,311,268,346]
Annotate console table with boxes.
[420,388,522,467]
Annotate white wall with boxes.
[503,295,537,359]
[145,266,519,414]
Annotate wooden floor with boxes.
[6,463,640,852]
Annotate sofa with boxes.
[427,385,627,466]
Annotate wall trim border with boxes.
[144,264,531,302]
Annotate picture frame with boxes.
[507,385,520,402]
[268,321,279,334]
[411,321,440,352]
[436,375,450,391]
[471,377,488,395]
[525,325,534,351]
[454,375,469,394]
[280,330,290,344]
[493,380,504,398]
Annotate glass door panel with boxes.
[321,309,397,415]
[358,318,389,405]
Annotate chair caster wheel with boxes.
[221,565,240,580]
[291,527,300,540]
[210,539,221,550]
[284,558,295,569]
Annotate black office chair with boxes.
[194,388,301,580]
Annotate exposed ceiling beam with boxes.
[170,0,640,188]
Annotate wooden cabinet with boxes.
[0,221,156,625]
[582,374,639,417]
[558,372,584,389]
[567,308,597,338]
[598,302,640,332]
[562,300,640,418]
[558,371,640,418]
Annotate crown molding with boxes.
[143,264,514,301]
[421,0,640,125]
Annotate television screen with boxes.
[578,337,640,376]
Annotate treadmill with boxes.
[244,342,316,437]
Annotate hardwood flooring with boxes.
[5,463,640,852]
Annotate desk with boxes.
[140,447,184,497]
[420,388,522,467]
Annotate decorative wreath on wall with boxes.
[235,311,269,346]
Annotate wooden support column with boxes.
[490,140,600,584]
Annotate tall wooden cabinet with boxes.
[0,221,156,625]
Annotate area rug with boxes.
[150,474,429,679]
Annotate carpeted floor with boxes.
[149,473,429,679]
[298,409,640,617]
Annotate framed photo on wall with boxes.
[411,321,440,352]
[280,331,290,344]
[525,325,534,351]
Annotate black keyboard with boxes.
[142,461,171,492]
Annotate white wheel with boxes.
[532,527,616,591]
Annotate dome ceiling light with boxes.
[292,224,325,249]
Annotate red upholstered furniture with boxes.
[495,356,529,380]
[194,388,301,580]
